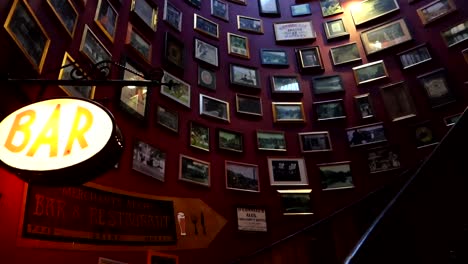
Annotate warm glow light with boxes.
[127,85,136,89]
[349,2,362,13]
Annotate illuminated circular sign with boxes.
[0,98,124,185]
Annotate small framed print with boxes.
[320,0,343,17]
[272,102,306,123]
[267,157,308,186]
[330,42,361,66]
[324,18,349,40]
[179,154,210,187]
[80,25,111,64]
[132,139,166,182]
[211,0,229,21]
[256,130,286,151]
[194,14,219,39]
[441,20,468,47]
[417,68,455,108]
[185,0,201,9]
[5,0,51,73]
[417,0,456,25]
[354,93,375,119]
[298,131,332,153]
[226,161,259,192]
[237,15,263,34]
[147,251,178,264]
[156,105,178,133]
[131,0,158,31]
[260,49,288,67]
[350,0,400,26]
[291,4,311,17]
[126,24,151,62]
[119,61,149,119]
[277,189,313,215]
[312,75,344,95]
[271,75,301,94]
[296,47,324,71]
[198,65,216,90]
[199,94,230,122]
[380,81,417,121]
[413,121,439,148]
[352,60,388,86]
[318,162,354,191]
[46,0,79,36]
[236,93,263,116]
[165,32,184,69]
[361,19,412,56]
[368,146,401,173]
[236,207,267,231]
[161,71,191,108]
[189,121,210,151]
[347,123,387,147]
[314,99,346,121]
[95,0,118,42]
[218,129,243,152]
[274,21,316,42]
[258,0,280,16]
[230,64,260,89]
[58,53,95,99]
[444,113,462,126]
[228,33,250,59]
[163,0,182,31]
[397,44,432,70]
[194,38,219,67]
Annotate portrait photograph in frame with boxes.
[291,3,311,17]
[228,32,250,59]
[417,68,455,108]
[46,0,79,37]
[413,121,439,148]
[189,121,210,152]
[271,75,301,94]
[260,49,288,67]
[320,0,343,17]
[126,24,151,62]
[211,0,229,21]
[324,18,349,41]
[194,14,219,39]
[277,189,313,215]
[444,112,462,126]
[156,105,179,133]
[298,131,332,153]
[350,0,400,26]
[179,154,210,187]
[318,162,354,191]
[330,42,361,66]
[4,0,51,74]
[80,25,111,64]
[274,21,316,42]
[95,0,118,42]
[218,128,243,152]
[268,157,308,186]
[226,161,259,192]
[198,65,216,90]
[347,123,387,147]
[361,19,412,56]
[131,0,158,31]
[230,64,260,88]
[380,81,417,122]
[165,31,184,69]
[132,139,166,182]
[441,20,468,47]
[314,99,346,121]
[312,75,344,95]
[352,60,388,85]
[417,0,456,25]
[58,53,95,99]
[163,0,182,31]
[236,93,263,116]
[296,47,324,71]
[272,102,306,123]
[397,44,432,70]
[237,15,263,34]
[119,61,148,120]
[147,250,178,264]
[194,38,219,67]
[258,0,280,16]
[257,130,286,151]
[368,146,401,173]
[161,70,191,108]
[199,93,230,122]
[354,93,375,119]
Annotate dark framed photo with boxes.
[354,93,375,119]
[236,207,267,232]
[132,139,166,182]
[179,154,210,187]
[368,146,401,173]
[441,20,468,47]
[324,18,349,41]
[258,0,280,16]
[199,93,230,122]
[58,52,95,99]
[274,21,316,42]
[320,0,343,17]
[237,15,263,34]
[352,60,388,86]
[218,129,243,152]
[185,0,201,9]
[131,0,158,31]
[226,161,259,192]
[126,24,151,62]
[314,99,346,121]
[347,123,387,147]
[189,121,210,151]
[4,0,51,73]
[228,33,250,59]
[156,105,179,133]
[79,25,112,64]
[268,157,308,186]
[330,42,361,66]
[229,0,246,4]
[271,75,301,94]
[380,81,417,121]
[318,162,354,191]
[260,49,288,66]
[291,3,311,17]
[277,189,313,215]
[296,47,324,71]
[95,0,118,42]
[163,0,182,31]
[417,0,456,25]
[272,102,306,123]
[397,44,432,70]
[312,75,344,95]
[350,0,400,26]
[119,61,149,120]
[298,131,332,153]
[361,19,412,56]
[444,113,462,126]
[194,38,219,67]
[194,14,219,39]
[46,0,79,36]
[236,93,263,116]
[413,121,439,148]
[257,130,286,151]
[161,70,191,108]
[165,32,184,69]
[198,65,216,90]
[230,64,260,88]
[147,251,178,264]
[417,68,455,108]
[211,0,229,21]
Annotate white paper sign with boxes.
[237,207,267,232]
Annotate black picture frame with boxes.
[298,131,333,153]
[330,42,361,66]
[230,64,261,89]
[258,0,280,16]
[270,75,301,94]
[397,43,432,70]
[198,65,216,90]
[156,105,179,133]
[314,99,346,121]
[346,123,387,147]
[260,49,288,67]
[218,128,243,152]
[46,0,79,37]
[165,31,184,69]
[417,68,455,108]
[236,93,263,116]
[226,162,260,192]
[413,121,439,148]
[312,75,344,95]
[296,47,324,71]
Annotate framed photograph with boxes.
[354,93,375,119]
[368,146,401,173]
[79,25,111,64]
[258,0,280,16]
[95,0,118,42]
[463,48,468,64]
[147,251,178,264]
[272,102,306,123]
[361,19,412,56]
[314,99,346,121]
[165,32,184,69]
[271,75,301,94]
[320,0,343,17]
[211,0,229,21]
[237,15,263,34]
[298,131,332,153]
[189,121,210,151]
[441,20,468,47]
[131,0,158,31]
[318,162,354,191]
[352,60,388,85]
[413,121,439,148]
[277,189,313,215]
[4,0,51,73]
[99,257,127,264]
[126,24,152,61]
[156,105,179,133]
[380,81,417,121]
[347,123,387,147]
[133,139,166,182]
[417,69,455,108]
[397,44,432,70]
[236,93,263,116]
[194,14,219,39]
[257,130,286,151]
[199,93,230,122]
[311,75,344,95]
[179,154,210,187]
[120,61,148,119]
[296,47,324,71]
[218,129,243,152]
[324,18,349,40]
[330,42,361,66]
[417,0,456,25]
[268,157,308,186]
[198,65,216,90]
[274,21,316,42]
[228,33,250,59]
[58,53,95,99]
[161,71,191,108]
[291,4,311,17]
[444,113,462,126]
[260,49,288,66]
[163,0,182,31]
[236,207,266,231]
[194,38,219,67]
[230,64,260,88]
[185,0,201,9]
[229,0,246,4]
[226,161,259,192]
[350,0,400,26]
[46,0,79,36]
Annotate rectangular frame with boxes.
[95,0,118,42]
[126,23,152,62]
[230,64,260,88]
[272,102,306,123]
[277,189,313,215]
[189,121,210,151]
[330,42,361,66]
[165,31,184,69]
[258,0,280,16]
[354,93,375,119]
[132,139,166,182]
[324,18,349,40]
[443,112,462,126]
[236,206,266,231]
[79,25,111,64]
[257,130,286,151]
[161,71,191,108]
[380,81,417,121]
[291,4,311,17]
[313,99,346,121]
[312,75,344,95]
[296,47,324,71]
[397,43,432,70]
[260,49,288,66]
[218,129,243,152]
[417,0,456,25]
[194,38,219,67]
[441,20,468,47]
[163,0,182,31]
[47,0,79,37]
[273,21,316,42]
[211,0,229,21]
[185,0,201,9]
[131,0,158,31]
[346,122,387,147]
[298,131,332,153]
[119,61,149,119]
[58,52,95,99]
[226,161,259,192]
[229,0,246,4]
[194,13,219,39]
[361,19,412,56]
[352,60,388,85]
[156,105,179,133]
[368,146,401,173]
[236,93,263,116]
[228,32,250,59]
[320,0,344,17]
[271,75,301,94]
[350,0,400,26]
[199,93,230,122]
[237,15,263,34]
[179,154,210,187]
[417,68,455,108]
[267,157,308,186]
[147,250,178,264]
[318,162,354,191]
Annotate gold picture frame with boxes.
[58,52,96,99]
[227,32,250,59]
[95,0,119,42]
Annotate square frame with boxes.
[95,0,118,42]
[258,0,280,16]
[320,0,343,17]
[236,93,263,116]
[277,189,313,215]
[296,47,324,71]
[194,14,219,39]
[354,93,375,119]
[330,42,361,66]
[417,0,456,25]
[211,0,229,21]
[46,0,79,37]
[58,52,95,99]
[194,38,219,67]
[156,105,179,133]
[314,99,346,121]
[441,20,468,47]
[347,123,387,147]
[226,161,259,192]
[272,102,306,123]
[324,18,349,40]
[257,130,286,151]
[237,15,263,34]
[218,129,243,152]
[199,93,230,122]
[274,21,316,42]
[161,71,191,108]
[318,162,354,191]
[380,81,417,121]
[228,33,250,59]
[163,0,182,31]
[361,19,412,56]
[131,0,158,31]
[260,49,288,67]
[267,157,308,186]
[312,75,344,95]
[352,60,388,85]
[79,25,112,64]
[350,0,400,26]
[132,139,166,182]
[165,31,184,69]
[271,75,301,94]
[189,121,210,151]
[397,43,432,70]
[230,64,261,88]
[298,131,332,153]
[417,68,455,108]
[179,154,210,187]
